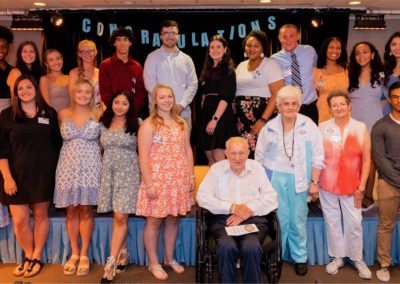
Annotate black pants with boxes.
[299,100,318,125]
[209,214,269,283]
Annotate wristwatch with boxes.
[260,117,268,123]
[212,115,219,121]
[310,179,319,185]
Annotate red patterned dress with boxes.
[136,125,193,218]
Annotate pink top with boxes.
[319,118,366,195]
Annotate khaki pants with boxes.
[376,179,400,266]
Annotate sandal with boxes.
[167,259,184,274]
[63,254,79,275]
[100,256,117,283]
[116,248,129,274]
[76,255,90,276]
[13,257,32,277]
[23,258,43,278]
[148,264,168,280]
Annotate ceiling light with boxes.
[349,1,361,5]
[11,15,44,31]
[259,0,272,3]
[311,11,323,28]
[50,11,64,27]
[33,2,46,6]
[353,14,386,30]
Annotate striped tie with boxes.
[291,52,303,92]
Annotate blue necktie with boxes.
[291,52,303,92]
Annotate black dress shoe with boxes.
[294,263,308,276]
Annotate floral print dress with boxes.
[135,125,193,218]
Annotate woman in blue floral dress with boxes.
[98,90,140,283]
[54,78,102,277]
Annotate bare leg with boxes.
[205,150,215,166]
[78,205,94,257]
[211,149,226,163]
[9,204,34,259]
[110,212,129,258]
[31,201,50,260]
[144,217,163,266]
[66,206,80,256]
[163,215,179,264]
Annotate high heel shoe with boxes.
[100,256,117,283]
[115,248,129,274]
[148,264,168,280]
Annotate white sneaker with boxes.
[354,260,372,279]
[376,266,390,282]
[325,258,344,275]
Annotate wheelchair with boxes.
[196,207,282,283]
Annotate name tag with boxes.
[38,117,49,125]
[324,127,341,143]
[152,135,164,144]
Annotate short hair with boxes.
[276,85,302,107]
[0,25,13,43]
[225,136,250,152]
[242,30,269,57]
[160,20,179,33]
[389,81,400,97]
[109,26,134,46]
[279,24,300,35]
[327,89,351,107]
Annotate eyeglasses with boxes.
[161,32,178,37]
[78,49,95,55]
[390,95,400,101]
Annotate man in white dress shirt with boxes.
[197,136,278,283]
[143,20,198,129]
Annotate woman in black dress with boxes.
[198,35,236,165]
[0,74,61,278]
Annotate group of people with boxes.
[0,17,398,283]
[196,25,400,283]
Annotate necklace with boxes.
[282,119,295,161]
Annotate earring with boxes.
[390,52,393,56]
[261,52,265,58]
[243,52,247,58]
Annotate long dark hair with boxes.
[12,74,51,121]
[383,32,400,85]
[199,35,235,82]
[348,41,384,92]
[316,37,348,69]
[16,41,43,83]
[100,90,139,135]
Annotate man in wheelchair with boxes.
[196,136,278,283]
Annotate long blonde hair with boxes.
[69,78,100,121]
[77,40,97,79]
[150,84,185,131]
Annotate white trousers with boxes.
[319,190,363,261]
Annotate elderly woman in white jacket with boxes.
[255,85,324,277]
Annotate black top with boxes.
[0,107,62,204]
[197,66,236,150]
[0,63,12,99]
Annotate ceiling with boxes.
[0,0,399,11]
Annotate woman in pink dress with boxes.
[136,84,195,281]
[313,37,349,124]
